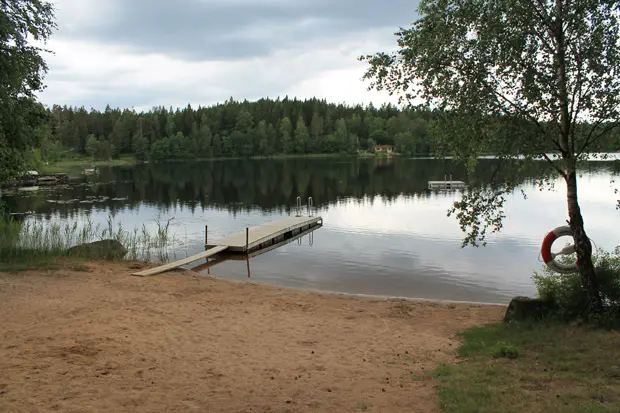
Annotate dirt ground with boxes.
[0,262,504,413]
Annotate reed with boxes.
[0,215,176,267]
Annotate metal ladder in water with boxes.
[296,196,315,247]
[295,196,314,217]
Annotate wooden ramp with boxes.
[132,245,228,277]
[132,216,322,277]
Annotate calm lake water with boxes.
[2,157,619,304]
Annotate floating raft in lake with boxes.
[132,215,323,277]
[428,175,466,190]
[427,180,466,190]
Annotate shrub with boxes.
[532,246,620,326]
[490,342,520,359]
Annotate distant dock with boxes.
[428,175,466,190]
[133,215,323,277]
[428,180,466,190]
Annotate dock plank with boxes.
[132,245,228,277]
[215,216,321,251]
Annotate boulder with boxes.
[67,239,128,260]
[504,296,556,322]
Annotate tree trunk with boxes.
[565,168,603,313]
[554,0,601,314]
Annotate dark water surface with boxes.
[3,157,619,304]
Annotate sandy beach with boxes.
[0,262,505,412]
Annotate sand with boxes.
[0,262,505,413]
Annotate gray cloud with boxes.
[42,0,418,109]
[56,0,420,60]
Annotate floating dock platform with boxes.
[428,180,466,190]
[132,215,323,277]
[428,174,466,190]
[191,224,318,277]
[206,216,322,253]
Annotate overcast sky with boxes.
[38,0,420,111]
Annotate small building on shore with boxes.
[375,145,394,154]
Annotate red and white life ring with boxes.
[541,226,579,274]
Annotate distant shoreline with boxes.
[38,152,402,173]
[34,151,620,175]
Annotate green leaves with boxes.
[0,1,55,180]
[362,0,620,246]
[362,0,620,156]
[448,187,509,247]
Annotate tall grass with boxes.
[0,215,176,264]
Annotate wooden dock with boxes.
[191,224,318,276]
[207,216,322,252]
[132,215,322,277]
[428,180,466,190]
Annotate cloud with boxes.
[52,0,419,60]
[40,0,419,109]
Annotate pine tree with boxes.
[347,114,363,140]
[85,134,98,157]
[165,115,176,137]
[108,119,126,158]
[235,110,254,133]
[334,118,348,153]
[196,124,213,158]
[294,116,310,154]
[256,120,269,156]
[149,117,161,144]
[212,135,223,157]
[132,121,149,161]
[310,112,324,153]
[57,120,79,149]
[279,117,293,154]
[266,123,277,156]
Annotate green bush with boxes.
[490,342,520,359]
[532,246,620,326]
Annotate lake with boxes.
[2,157,619,304]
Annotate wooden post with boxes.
[204,224,209,263]
[245,227,249,252]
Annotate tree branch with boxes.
[524,0,558,53]
[579,101,620,153]
[540,152,567,178]
[568,38,585,155]
[485,78,564,153]
[578,120,620,155]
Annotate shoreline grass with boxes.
[0,215,176,272]
[40,155,137,173]
[149,153,369,163]
[433,321,620,413]
[39,153,399,173]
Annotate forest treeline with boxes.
[34,97,619,163]
[36,98,433,162]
